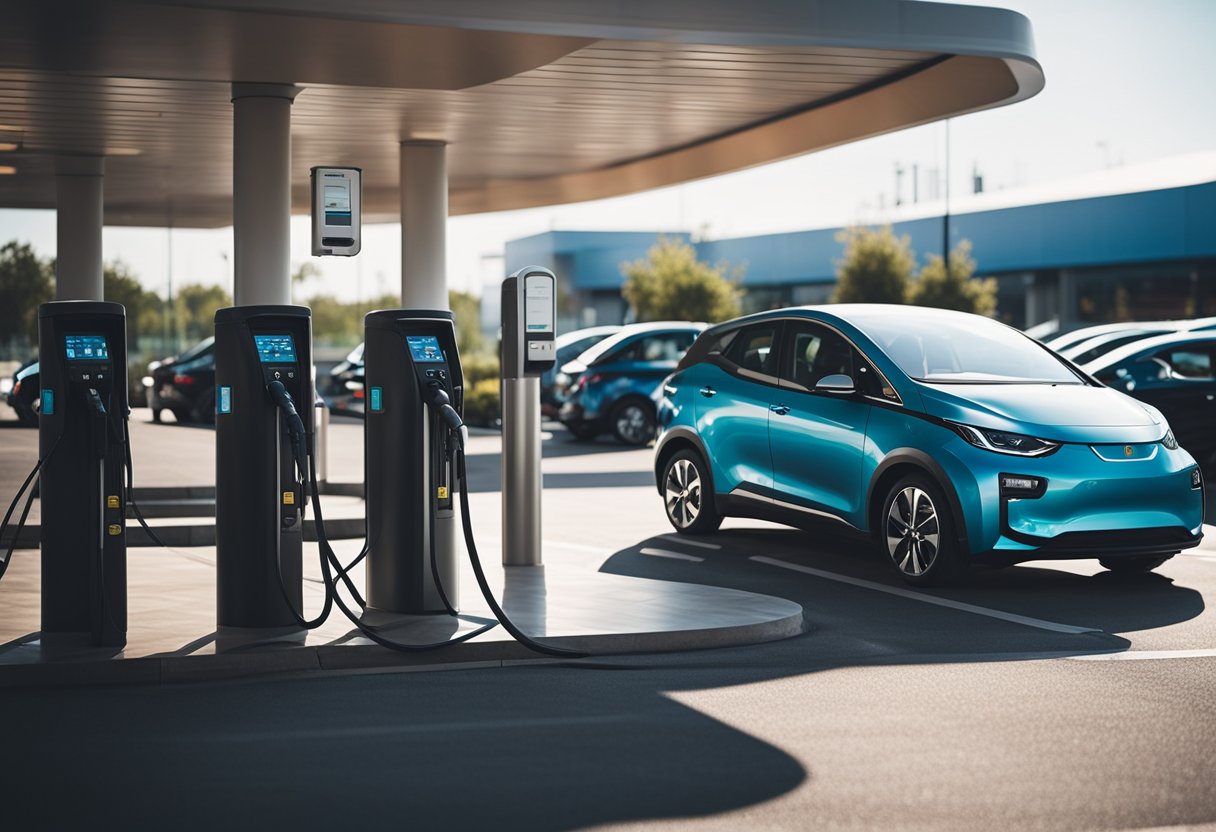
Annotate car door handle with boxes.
[700,386,716,398]
[770,404,790,416]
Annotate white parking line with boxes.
[657,534,721,550]
[641,547,705,562]
[750,555,1102,635]
[1068,648,1216,661]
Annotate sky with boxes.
[1,0,1214,303]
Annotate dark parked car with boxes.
[542,326,621,418]
[5,359,40,426]
[321,342,365,417]
[559,321,705,444]
[1084,330,1216,470]
[147,336,216,423]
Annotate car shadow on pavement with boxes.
[597,524,1206,665]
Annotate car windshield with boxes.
[850,311,1083,384]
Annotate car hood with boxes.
[916,383,1166,443]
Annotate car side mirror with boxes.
[815,373,855,395]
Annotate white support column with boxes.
[232,83,299,307]
[400,140,448,309]
[55,156,105,300]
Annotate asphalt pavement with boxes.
[2,406,1216,830]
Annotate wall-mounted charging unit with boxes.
[214,305,314,633]
[310,166,362,257]
[37,301,128,649]
[363,309,463,614]
[502,266,557,378]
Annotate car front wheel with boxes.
[662,449,722,535]
[879,474,965,585]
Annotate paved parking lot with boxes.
[2,406,1216,830]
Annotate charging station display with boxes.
[254,334,296,363]
[406,335,444,363]
[323,182,352,226]
[63,334,109,361]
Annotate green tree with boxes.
[908,240,997,316]
[103,260,165,349]
[175,283,233,343]
[831,225,915,304]
[621,237,743,323]
[0,241,54,351]
[448,289,484,355]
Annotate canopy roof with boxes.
[0,0,1042,227]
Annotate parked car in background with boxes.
[1057,328,1175,365]
[321,342,366,417]
[146,336,216,424]
[4,359,40,426]
[541,326,621,418]
[655,305,1205,584]
[559,321,706,444]
[1084,330,1216,471]
[1046,316,1216,354]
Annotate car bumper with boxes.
[558,401,602,430]
[932,434,1205,560]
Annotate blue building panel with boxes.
[506,182,1216,295]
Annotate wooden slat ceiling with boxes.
[0,2,1042,227]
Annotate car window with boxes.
[1160,345,1214,379]
[781,321,892,399]
[722,324,778,376]
[617,331,698,363]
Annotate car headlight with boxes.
[1162,429,1178,450]
[953,423,1059,457]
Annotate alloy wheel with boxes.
[664,458,702,529]
[615,403,653,444]
[886,486,941,576]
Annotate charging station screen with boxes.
[324,180,352,227]
[254,334,297,363]
[64,334,109,361]
[406,335,444,363]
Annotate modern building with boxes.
[504,156,1216,332]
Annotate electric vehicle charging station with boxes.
[214,305,314,636]
[37,301,129,649]
[311,166,361,257]
[363,309,463,615]
[501,266,557,567]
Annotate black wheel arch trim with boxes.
[867,449,970,554]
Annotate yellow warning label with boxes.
[437,486,449,499]
[282,491,295,505]
[106,495,120,509]
[107,524,122,536]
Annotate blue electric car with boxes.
[654,305,1205,584]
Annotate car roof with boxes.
[1058,328,1170,357]
[700,303,995,336]
[574,320,707,366]
[1082,329,1216,373]
[555,325,621,348]
[1047,316,1216,349]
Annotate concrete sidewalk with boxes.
[0,409,805,687]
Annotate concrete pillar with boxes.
[232,83,299,307]
[55,156,105,300]
[400,141,448,308]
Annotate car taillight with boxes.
[173,375,197,385]
[353,388,365,399]
[11,380,20,395]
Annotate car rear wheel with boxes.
[1099,555,1172,574]
[662,449,721,535]
[610,398,656,445]
[565,422,598,441]
[880,474,966,585]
